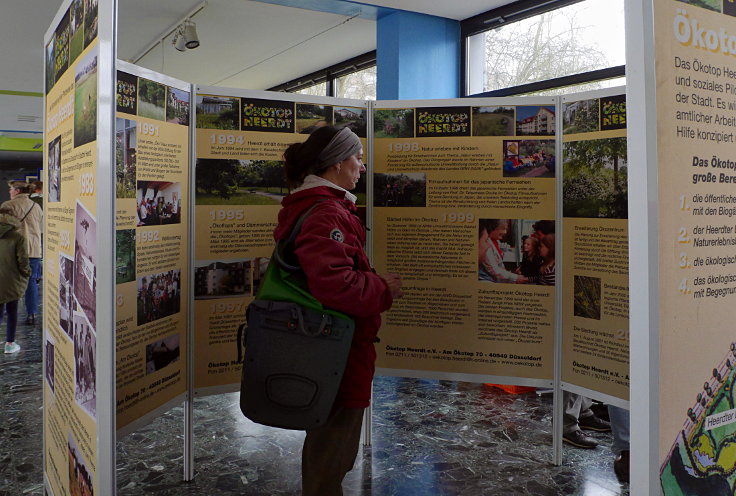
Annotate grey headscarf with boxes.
[315,128,362,171]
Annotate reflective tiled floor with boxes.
[1,308,629,495]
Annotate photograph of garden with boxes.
[296,103,332,133]
[116,229,135,285]
[45,40,55,94]
[69,0,84,64]
[195,159,287,206]
[472,106,515,136]
[138,78,166,121]
[334,106,367,137]
[502,139,555,178]
[374,108,415,138]
[115,118,136,198]
[167,87,190,126]
[574,275,602,320]
[196,95,240,129]
[675,0,720,12]
[563,137,627,219]
[54,10,70,82]
[84,0,98,48]
[73,50,97,148]
[373,173,426,207]
[563,98,599,134]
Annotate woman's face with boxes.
[523,238,536,255]
[335,149,366,191]
[540,243,550,259]
[489,223,507,241]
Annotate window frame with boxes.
[268,50,376,97]
[460,0,625,97]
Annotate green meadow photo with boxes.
[196,159,287,206]
[138,78,166,121]
[472,106,515,136]
[73,50,97,148]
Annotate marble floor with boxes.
[1,307,629,496]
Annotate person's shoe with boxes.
[614,450,630,483]
[26,314,35,325]
[4,342,20,354]
[563,429,598,449]
[579,414,611,432]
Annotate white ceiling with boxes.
[4,0,512,95]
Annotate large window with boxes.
[270,51,376,100]
[463,0,625,97]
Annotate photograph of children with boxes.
[73,311,96,418]
[84,0,98,48]
[145,334,181,374]
[194,259,251,299]
[472,106,515,136]
[296,103,333,133]
[374,108,415,138]
[136,181,182,226]
[166,87,190,126]
[73,201,97,332]
[54,9,70,82]
[73,49,98,148]
[137,78,166,121]
[137,269,181,326]
[334,106,367,137]
[68,433,94,496]
[115,118,136,198]
[502,139,555,178]
[116,71,138,115]
[59,252,75,338]
[115,229,135,285]
[45,338,55,393]
[373,173,426,207]
[478,219,555,285]
[48,136,62,202]
[251,257,270,296]
[563,137,627,219]
[563,98,600,134]
[574,275,602,320]
[515,106,555,136]
[45,39,55,94]
[69,0,84,63]
[195,159,286,206]
[196,95,240,130]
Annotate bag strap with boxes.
[20,202,36,223]
[273,199,333,271]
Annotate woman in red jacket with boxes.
[278,126,403,495]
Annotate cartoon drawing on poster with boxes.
[73,311,96,418]
[73,201,96,332]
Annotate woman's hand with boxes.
[382,273,404,299]
[516,275,529,284]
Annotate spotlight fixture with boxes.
[171,19,200,51]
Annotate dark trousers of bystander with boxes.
[1,300,19,342]
[302,407,365,496]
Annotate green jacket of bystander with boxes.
[0,212,31,304]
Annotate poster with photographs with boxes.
[73,311,96,418]
[372,98,556,382]
[48,135,61,202]
[73,201,96,332]
[561,89,628,401]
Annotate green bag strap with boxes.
[273,199,332,271]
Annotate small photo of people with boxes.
[45,338,55,393]
[73,311,96,418]
[478,219,555,286]
[502,139,555,178]
[136,181,181,226]
[194,259,252,299]
[59,252,75,339]
[137,269,182,326]
[373,173,426,207]
[68,433,94,496]
[48,135,61,203]
[74,201,97,332]
[574,275,602,320]
[146,334,181,374]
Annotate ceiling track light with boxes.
[171,19,200,52]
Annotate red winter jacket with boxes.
[274,185,393,408]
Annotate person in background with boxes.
[1,181,43,325]
[278,126,403,495]
[608,405,630,483]
[0,207,31,354]
[562,392,611,449]
[30,181,43,209]
[526,233,555,286]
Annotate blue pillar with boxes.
[377,11,460,100]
